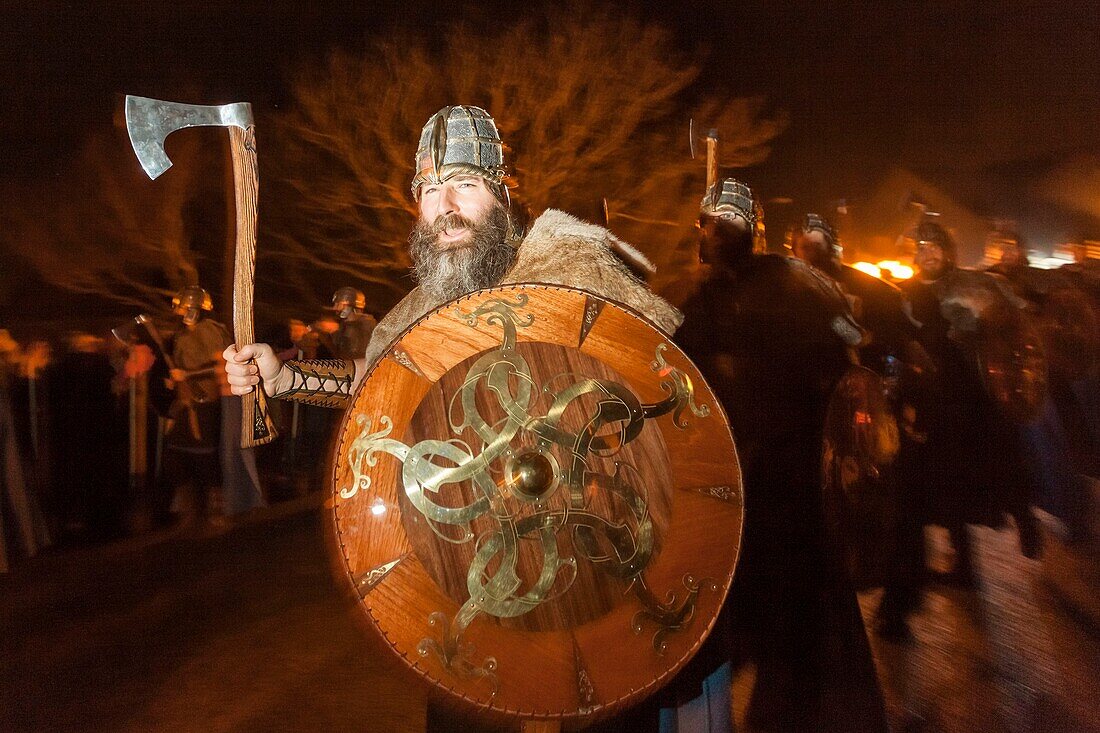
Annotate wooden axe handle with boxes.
[228,126,277,448]
[705,134,719,193]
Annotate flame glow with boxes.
[852,262,882,278]
[877,260,914,280]
[851,260,914,280]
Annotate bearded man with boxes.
[677,181,887,732]
[900,221,1042,578]
[225,106,677,407]
[225,106,696,730]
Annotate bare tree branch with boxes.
[265,8,786,313]
[6,125,215,318]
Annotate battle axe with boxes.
[124,95,277,448]
[688,119,720,192]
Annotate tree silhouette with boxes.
[267,9,786,312]
[4,13,785,328]
[6,123,220,318]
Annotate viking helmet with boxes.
[330,286,366,319]
[801,213,842,259]
[172,285,213,312]
[700,178,766,254]
[701,178,757,223]
[172,285,213,326]
[904,220,957,264]
[411,106,507,201]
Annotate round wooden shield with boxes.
[978,319,1048,424]
[821,365,900,589]
[329,284,743,727]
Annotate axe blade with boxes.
[125,95,254,180]
[111,322,136,345]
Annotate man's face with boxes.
[417,175,499,248]
[792,229,830,268]
[410,175,515,301]
[334,302,357,321]
[699,213,752,266]
[914,241,947,281]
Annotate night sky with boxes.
[3,0,1100,321]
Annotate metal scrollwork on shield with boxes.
[646,343,711,428]
[344,295,715,690]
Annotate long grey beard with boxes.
[409,206,516,303]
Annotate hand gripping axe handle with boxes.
[125,95,277,448]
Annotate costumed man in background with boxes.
[789,213,924,378]
[789,213,931,639]
[676,181,887,732]
[277,317,338,494]
[224,105,731,732]
[1,330,51,570]
[163,286,264,528]
[984,227,1097,542]
[985,226,1030,281]
[899,221,1043,582]
[328,287,377,361]
[1058,241,1100,485]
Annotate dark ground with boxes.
[1,498,426,733]
[3,493,1099,732]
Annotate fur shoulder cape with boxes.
[363,209,682,366]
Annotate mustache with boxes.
[424,213,475,235]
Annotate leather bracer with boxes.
[271,359,356,409]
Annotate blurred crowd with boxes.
[0,184,1098,730]
[781,218,1100,630]
[0,217,1097,573]
[0,285,377,562]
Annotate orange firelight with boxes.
[850,260,914,281]
[852,261,882,278]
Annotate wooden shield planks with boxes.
[330,285,743,727]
